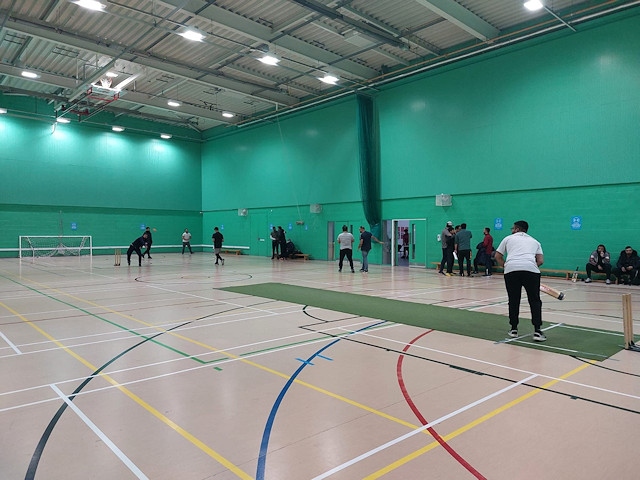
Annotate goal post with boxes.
[19,235,93,258]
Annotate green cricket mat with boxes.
[221,282,626,361]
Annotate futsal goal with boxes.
[19,235,93,258]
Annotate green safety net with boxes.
[356,94,381,238]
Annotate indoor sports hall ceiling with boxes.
[0,0,638,133]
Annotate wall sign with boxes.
[571,216,582,230]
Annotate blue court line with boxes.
[317,354,333,361]
[296,358,314,365]
[255,320,386,480]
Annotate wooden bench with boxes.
[290,253,311,261]
[220,249,242,255]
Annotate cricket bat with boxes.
[540,283,564,300]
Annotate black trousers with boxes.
[504,270,542,330]
[585,263,611,279]
[143,242,152,258]
[439,247,454,273]
[182,241,192,254]
[339,248,353,270]
[272,240,279,258]
[457,249,471,275]
[127,244,142,265]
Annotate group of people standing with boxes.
[336,225,383,273]
[270,226,288,260]
[438,221,494,277]
[127,227,226,266]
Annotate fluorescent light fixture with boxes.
[160,133,172,139]
[0,108,6,114]
[73,0,106,11]
[105,71,119,78]
[21,71,40,79]
[167,100,181,107]
[111,126,125,132]
[319,73,339,85]
[112,74,137,91]
[56,117,71,124]
[222,112,235,118]
[258,53,280,66]
[179,30,205,42]
[524,0,544,11]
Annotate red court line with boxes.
[396,329,487,480]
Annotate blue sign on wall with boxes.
[140,224,146,230]
[494,218,503,231]
[71,222,77,231]
[571,216,582,230]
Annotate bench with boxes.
[290,253,311,261]
[431,262,583,279]
[220,249,242,255]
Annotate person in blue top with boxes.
[358,226,383,273]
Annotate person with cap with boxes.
[495,220,546,342]
[438,221,454,275]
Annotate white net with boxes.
[19,236,92,258]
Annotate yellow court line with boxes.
[24,281,433,433]
[363,361,595,479]
[0,301,253,480]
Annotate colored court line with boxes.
[50,384,149,480]
[1,277,444,478]
[255,321,387,480]
[397,329,486,479]
[0,301,253,480]
[363,361,595,479]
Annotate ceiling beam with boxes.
[160,0,378,79]
[1,16,298,107]
[414,0,499,41]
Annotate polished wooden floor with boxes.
[1,254,639,480]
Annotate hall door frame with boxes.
[388,218,427,267]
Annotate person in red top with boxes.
[481,227,494,276]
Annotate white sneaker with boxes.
[533,331,547,342]
[584,278,592,283]
[606,279,611,285]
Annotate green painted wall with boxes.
[200,12,640,270]
[0,115,203,255]
[2,11,639,270]
[201,99,360,210]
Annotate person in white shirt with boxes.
[336,225,355,273]
[181,228,193,254]
[495,220,546,342]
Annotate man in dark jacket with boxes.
[613,246,640,285]
[127,233,149,266]
[142,227,153,259]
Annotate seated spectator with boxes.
[585,244,612,284]
[612,246,640,285]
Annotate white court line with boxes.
[0,321,395,414]
[50,384,149,480]
[498,323,565,344]
[342,328,640,400]
[312,373,539,479]
[0,330,21,354]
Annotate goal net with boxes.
[19,236,93,258]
